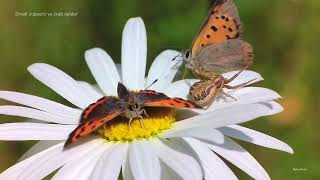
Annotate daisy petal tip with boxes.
[247,70,263,81]
[260,102,284,116]
[85,47,103,56]
[27,63,47,72]
[127,17,144,24]
[276,94,282,100]
[162,49,180,56]
[124,17,145,33]
[85,48,111,64]
[272,103,284,114]
[27,63,57,79]
[123,17,146,38]
[285,145,294,154]
[265,89,282,100]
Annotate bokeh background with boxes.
[0,0,319,179]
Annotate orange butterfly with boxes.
[182,0,254,108]
[64,82,200,148]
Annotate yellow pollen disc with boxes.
[98,108,175,142]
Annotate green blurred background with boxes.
[0,0,319,179]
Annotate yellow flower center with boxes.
[98,108,175,142]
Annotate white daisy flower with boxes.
[0,17,293,180]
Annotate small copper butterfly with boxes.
[182,0,255,108]
[65,82,201,148]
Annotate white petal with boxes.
[115,63,123,80]
[85,48,120,96]
[160,128,225,144]
[206,137,270,180]
[0,91,81,119]
[0,139,103,180]
[146,50,181,91]
[222,70,263,86]
[160,162,181,180]
[262,101,284,116]
[0,105,77,124]
[170,102,282,134]
[150,139,202,180]
[219,125,294,154]
[52,143,111,180]
[0,123,76,140]
[129,140,160,180]
[184,138,238,180]
[121,17,147,90]
[122,145,135,180]
[90,143,128,180]
[162,79,198,98]
[18,140,62,162]
[194,87,281,114]
[78,81,104,101]
[28,63,94,108]
[24,119,47,123]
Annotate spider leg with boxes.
[224,69,244,84]
[224,78,257,89]
[221,91,237,101]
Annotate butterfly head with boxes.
[183,49,201,72]
[174,49,192,68]
[182,50,191,61]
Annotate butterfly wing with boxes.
[137,90,201,109]
[64,110,123,147]
[81,96,122,123]
[65,96,126,147]
[198,39,253,74]
[191,0,241,56]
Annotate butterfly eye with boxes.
[185,51,190,59]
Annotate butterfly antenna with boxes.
[170,53,184,72]
[145,79,158,90]
[171,53,183,61]
[170,59,182,71]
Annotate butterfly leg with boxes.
[136,115,145,129]
[141,109,149,118]
[125,117,134,135]
[138,119,145,128]
[138,110,149,128]
[136,108,147,128]
[224,78,257,89]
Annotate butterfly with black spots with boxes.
[64,82,201,148]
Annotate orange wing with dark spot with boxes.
[191,0,241,56]
[64,111,123,148]
[65,96,126,148]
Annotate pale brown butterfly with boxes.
[181,0,255,108]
